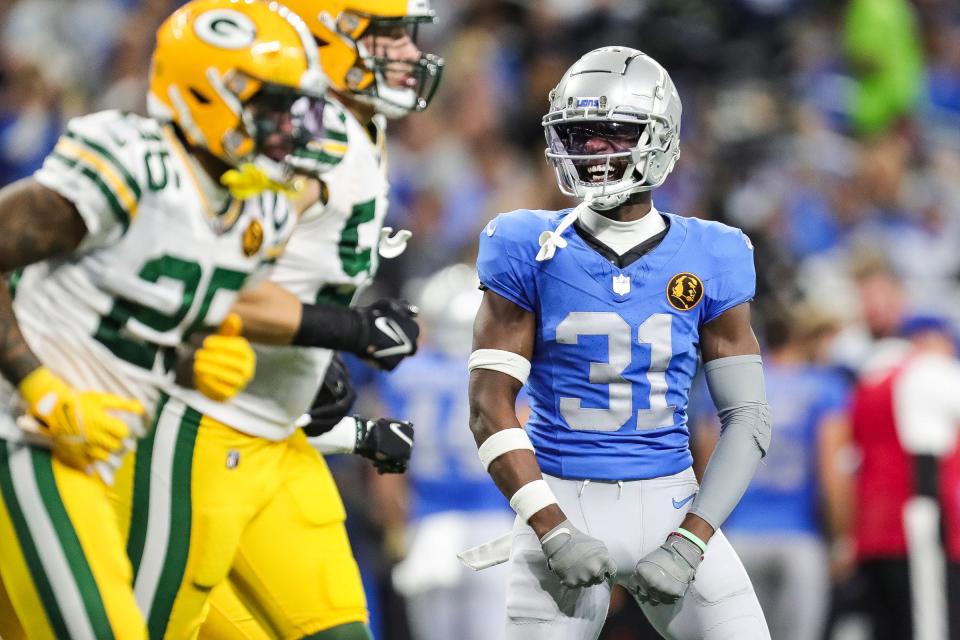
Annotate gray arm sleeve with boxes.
[688,354,771,531]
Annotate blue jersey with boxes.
[477,209,755,481]
[378,349,510,520]
[723,364,849,534]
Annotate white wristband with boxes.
[303,416,358,455]
[468,349,531,384]
[478,428,534,471]
[509,479,558,523]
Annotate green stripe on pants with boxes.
[146,404,201,639]
[0,442,71,638]
[127,393,169,577]
[30,448,115,639]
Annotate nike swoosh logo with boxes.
[486,220,497,236]
[672,493,696,509]
[373,316,413,357]
[388,422,413,447]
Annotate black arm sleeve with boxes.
[291,303,365,352]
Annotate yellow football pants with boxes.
[116,394,367,640]
[0,440,146,640]
[0,565,28,639]
[201,580,270,639]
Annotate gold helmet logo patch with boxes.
[667,273,704,311]
[242,219,264,257]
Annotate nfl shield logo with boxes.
[612,274,631,296]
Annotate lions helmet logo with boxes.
[242,219,264,257]
[667,273,704,311]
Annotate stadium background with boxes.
[1,0,957,638]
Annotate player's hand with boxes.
[539,519,616,588]
[19,367,142,469]
[189,314,257,402]
[355,299,419,371]
[629,532,703,605]
[355,417,414,474]
[301,354,356,437]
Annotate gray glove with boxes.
[630,532,703,605]
[539,519,615,588]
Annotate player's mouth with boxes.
[398,73,417,89]
[578,159,629,184]
[588,164,612,183]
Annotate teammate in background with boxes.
[468,47,771,639]
[0,1,328,637]
[692,305,854,640]
[119,2,441,639]
[377,264,515,640]
[850,315,960,640]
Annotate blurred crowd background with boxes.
[3,0,960,638]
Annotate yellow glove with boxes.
[193,314,256,402]
[18,367,143,470]
[220,163,303,200]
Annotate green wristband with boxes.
[674,527,708,554]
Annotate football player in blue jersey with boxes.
[466,47,772,639]
[384,264,514,640]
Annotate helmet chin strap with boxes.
[588,191,632,211]
[582,158,652,210]
[535,186,652,261]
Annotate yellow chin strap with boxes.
[220,163,304,200]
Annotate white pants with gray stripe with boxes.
[505,469,770,640]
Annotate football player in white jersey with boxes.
[0,1,334,638]
[117,2,443,639]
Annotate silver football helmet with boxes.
[411,263,482,359]
[543,47,682,210]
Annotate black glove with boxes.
[293,299,419,371]
[355,299,420,371]
[355,417,414,474]
[301,354,356,437]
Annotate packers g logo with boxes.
[194,10,257,50]
[242,219,264,257]
[666,273,704,311]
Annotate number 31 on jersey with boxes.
[556,311,675,433]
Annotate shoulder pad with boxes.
[683,216,754,265]
[65,110,161,150]
[36,111,160,245]
[482,209,566,258]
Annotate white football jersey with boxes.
[189,98,390,439]
[0,110,297,458]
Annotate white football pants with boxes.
[505,468,770,640]
[398,510,514,640]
